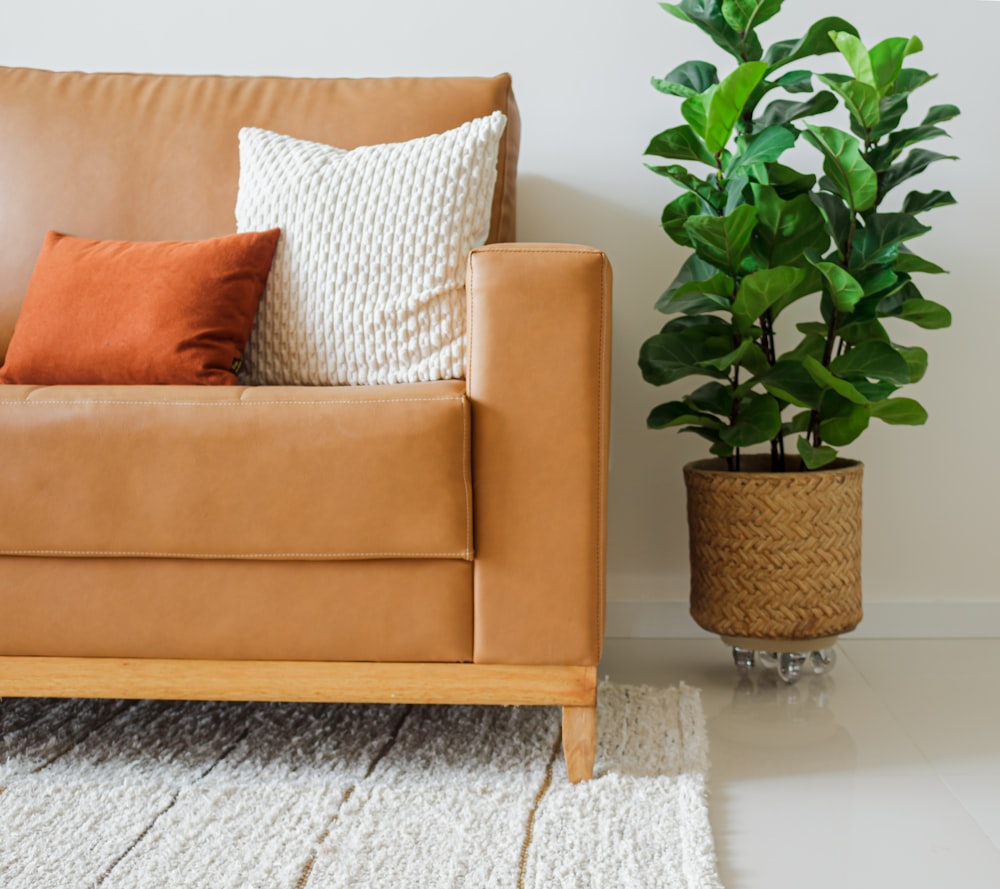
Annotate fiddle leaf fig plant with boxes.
[639,0,958,470]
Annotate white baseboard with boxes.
[606,601,1000,639]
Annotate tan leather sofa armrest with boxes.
[467,244,612,665]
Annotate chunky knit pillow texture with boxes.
[235,112,507,386]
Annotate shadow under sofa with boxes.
[0,67,612,782]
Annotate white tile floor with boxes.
[599,638,1000,888]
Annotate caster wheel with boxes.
[777,651,808,685]
[758,650,778,669]
[808,647,837,675]
[732,647,756,675]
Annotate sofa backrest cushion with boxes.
[0,66,520,360]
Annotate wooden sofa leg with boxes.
[562,704,597,783]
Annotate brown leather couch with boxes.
[0,67,611,781]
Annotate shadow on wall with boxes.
[516,174,702,598]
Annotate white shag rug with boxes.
[0,683,722,889]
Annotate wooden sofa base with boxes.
[0,658,598,782]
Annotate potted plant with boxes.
[639,0,958,681]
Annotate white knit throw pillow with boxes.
[235,112,506,385]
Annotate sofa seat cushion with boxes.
[0,381,471,560]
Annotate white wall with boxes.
[2,0,996,628]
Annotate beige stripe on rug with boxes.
[0,683,722,888]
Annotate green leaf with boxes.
[656,254,728,313]
[648,400,726,430]
[753,185,830,267]
[766,162,817,199]
[809,260,865,313]
[875,282,952,329]
[880,149,958,199]
[651,60,720,98]
[780,332,826,363]
[646,125,715,165]
[662,0,760,61]
[646,163,725,211]
[892,68,934,96]
[830,341,911,385]
[895,345,928,383]
[639,330,729,385]
[870,93,910,142]
[818,392,871,445]
[803,356,869,405]
[682,61,770,153]
[698,337,756,372]
[803,125,878,212]
[732,266,810,330]
[818,74,880,138]
[809,191,852,256]
[922,104,960,126]
[902,189,957,215]
[851,213,932,270]
[893,250,946,275]
[759,359,823,408]
[684,204,758,274]
[855,266,899,297]
[869,35,923,93]
[869,396,928,425]
[797,436,839,469]
[776,70,815,93]
[786,410,813,434]
[852,380,898,402]
[837,317,890,344]
[755,91,837,129]
[830,32,875,87]
[722,0,783,33]
[796,322,828,337]
[893,298,952,329]
[721,392,782,447]
[868,125,951,172]
[725,126,797,176]
[686,381,734,416]
[709,438,736,458]
[660,192,704,247]
[764,17,859,69]
[658,272,735,314]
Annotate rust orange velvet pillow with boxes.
[0,228,281,385]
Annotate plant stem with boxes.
[760,309,777,365]
[729,363,741,472]
[759,309,785,471]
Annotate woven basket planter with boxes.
[684,456,863,642]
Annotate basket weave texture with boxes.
[685,456,863,641]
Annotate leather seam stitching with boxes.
[467,260,477,655]
[595,257,608,658]
[462,396,472,560]
[0,549,472,560]
[471,248,600,256]
[0,396,465,408]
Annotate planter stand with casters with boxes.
[684,457,864,684]
[722,635,839,684]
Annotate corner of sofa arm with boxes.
[466,243,612,666]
